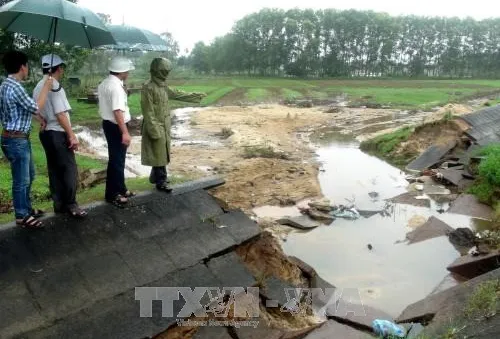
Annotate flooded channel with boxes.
[255,126,487,318]
[75,104,486,318]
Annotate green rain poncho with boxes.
[140,58,205,166]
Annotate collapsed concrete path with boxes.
[0,177,262,338]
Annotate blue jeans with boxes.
[1,136,35,219]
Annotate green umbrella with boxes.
[0,0,116,48]
[102,24,167,52]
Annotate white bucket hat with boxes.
[108,57,135,73]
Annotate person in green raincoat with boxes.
[141,58,206,192]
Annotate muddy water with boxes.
[74,107,208,178]
[255,126,488,318]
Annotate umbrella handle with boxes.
[48,18,58,77]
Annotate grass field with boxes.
[112,77,500,109]
[160,77,500,108]
[1,77,500,223]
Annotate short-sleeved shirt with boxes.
[0,76,38,133]
[97,75,131,124]
[33,76,71,132]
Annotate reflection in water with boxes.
[277,136,489,317]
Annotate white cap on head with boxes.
[41,54,65,68]
[108,57,135,73]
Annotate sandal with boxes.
[31,209,45,218]
[16,215,44,229]
[106,194,128,208]
[156,183,172,193]
[123,190,136,198]
[68,206,88,219]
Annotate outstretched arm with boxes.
[167,87,206,103]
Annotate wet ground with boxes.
[254,123,490,318]
[74,107,220,178]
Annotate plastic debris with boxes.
[372,319,406,338]
[330,206,360,220]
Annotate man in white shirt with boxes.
[34,54,87,218]
[98,56,135,207]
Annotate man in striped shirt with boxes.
[0,51,53,228]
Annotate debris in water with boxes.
[448,194,494,220]
[277,216,320,230]
[358,210,383,218]
[299,207,334,224]
[367,244,373,250]
[308,198,335,212]
[387,192,431,208]
[406,142,457,173]
[330,206,360,220]
[406,216,454,244]
[415,195,430,200]
[407,215,427,229]
[423,184,451,195]
[448,228,477,248]
[372,319,406,338]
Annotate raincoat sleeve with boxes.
[167,87,205,103]
[141,87,161,140]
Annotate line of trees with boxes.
[183,8,500,78]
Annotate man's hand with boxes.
[122,132,132,146]
[68,133,79,151]
[34,113,46,131]
[43,77,54,90]
[40,118,47,131]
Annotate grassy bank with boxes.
[359,126,414,167]
[467,145,500,222]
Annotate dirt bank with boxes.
[169,105,332,211]
[359,104,474,167]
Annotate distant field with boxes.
[71,78,500,119]
[163,78,500,109]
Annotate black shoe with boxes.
[156,183,172,193]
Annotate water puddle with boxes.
[255,127,490,318]
[172,107,202,139]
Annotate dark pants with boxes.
[39,131,78,211]
[1,136,34,219]
[102,120,128,201]
[150,166,167,186]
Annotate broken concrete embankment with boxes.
[356,104,500,337]
[396,268,500,339]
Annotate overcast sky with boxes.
[79,0,498,54]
